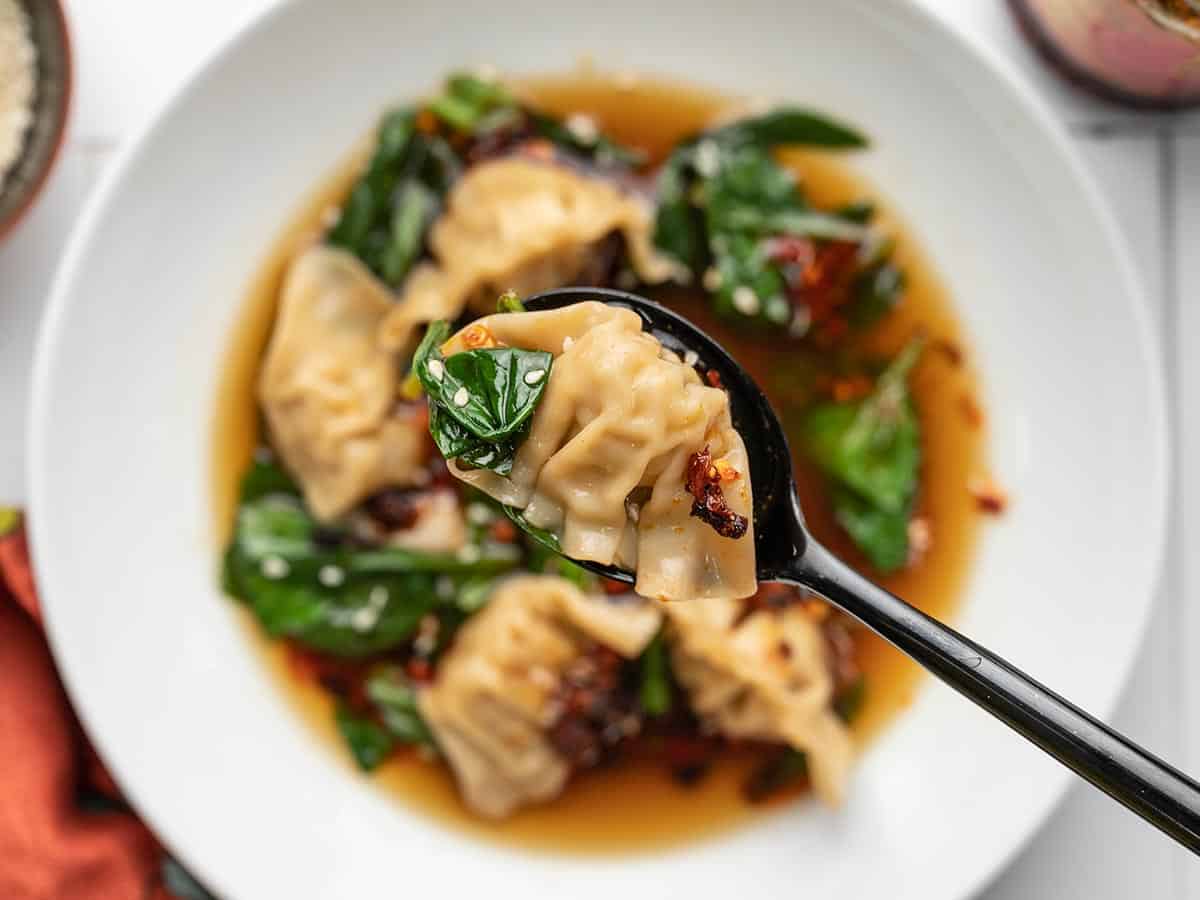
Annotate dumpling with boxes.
[378,158,677,354]
[442,302,756,603]
[417,575,661,818]
[664,597,853,805]
[259,245,429,520]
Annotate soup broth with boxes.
[213,72,985,854]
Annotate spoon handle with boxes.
[789,539,1200,853]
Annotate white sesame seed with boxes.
[789,306,813,338]
[426,359,444,382]
[683,350,699,367]
[565,113,598,145]
[318,564,345,588]
[562,336,574,353]
[473,62,498,82]
[523,369,546,386]
[701,267,722,292]
[260,555,289,580]
[349,606,379,632]
[368,586,389,608]
[694,139,721,178]
[732,286,761,316]
[765,295,791,324]
[456,544,482,564]
[467,503,494,526]
[452,386,470,407]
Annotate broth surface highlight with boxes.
[213,72,985,854]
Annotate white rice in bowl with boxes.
[0,0,37,193]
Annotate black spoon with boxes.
[523,286,1200,853]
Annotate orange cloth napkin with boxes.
[0,513,187,899]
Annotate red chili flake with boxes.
[933,339,964,367]
[488,518,518,543]
[969,475,1008,515]
[831,375,873,404]
[601,577,630,595]
[520,139,557,162]
[763,235,816,267]
[405,658,434,683]
[960,394,984,428]
[704,369,723,389]
[684,446,749,539]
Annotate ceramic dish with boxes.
[28,1,1166,897]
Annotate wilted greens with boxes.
[414,319,552,476]
[652,107,906,335]
[802,338,924,571]
[222,459,520,657]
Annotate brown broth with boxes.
[211,72,986,855]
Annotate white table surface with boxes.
[1,1,1197,895]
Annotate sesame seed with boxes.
[523,369,546,386]
[260,555,290,580]
[426,359,444,381]
[565,113,598,145]
[452,386,470,407]
[467,502,494,526]
[694,140,721,178]
[318,564,345,588]
[732,286,761,316]
[473,63,498,82]
[765,295,791,324]
[369,586,389,607]
[457,544,482,564]
[683,350,699,367]
[702,267,722,292]
[349,606,379,632]
[562,336,574,352]
[789,306,812,337]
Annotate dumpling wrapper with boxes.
[665,597,854,806]
[417,575,661,818]
[259,245,429,521]
[444,302,756,603]
[378,157,678,354]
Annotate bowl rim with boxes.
[25,0,1169,897]
[0,0,73,243]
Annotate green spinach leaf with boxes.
[638,631,672,716]
[802,338,923,571]
[365,666,436,747]
[335,701,395,772]
[711,108,868,150]
[415,319,552,474]
[223,477,519,656]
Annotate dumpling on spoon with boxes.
[413,300,756,603]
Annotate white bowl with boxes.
[28,1,1166,898]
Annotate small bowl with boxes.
[0,0,71,242]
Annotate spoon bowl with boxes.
[523,285,1200,853]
